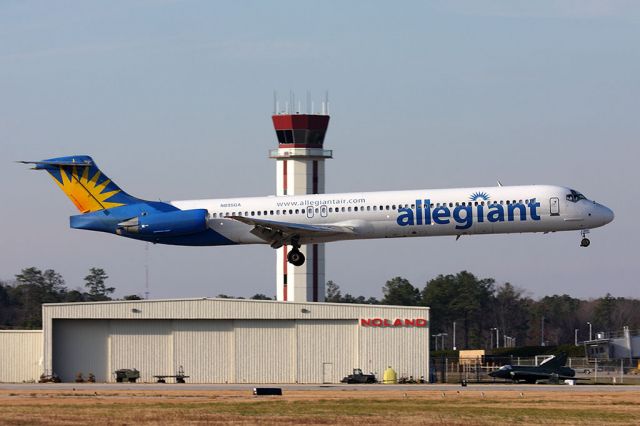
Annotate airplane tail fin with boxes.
[20,155,142,213]
[540,352,568,369]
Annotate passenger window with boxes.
[367,206,371,211]
[212,213,217,218]
[392,205,396,210]
[257,211,261,216]
[348,207,352,212]
[354,207,358,211]
[295,209,299,214]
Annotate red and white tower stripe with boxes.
[270,113,332,302]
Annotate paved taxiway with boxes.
[2,383,639,392]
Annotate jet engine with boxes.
[116,209,208,237]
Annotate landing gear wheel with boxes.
[580,230,591,247]
[287,249,305,266]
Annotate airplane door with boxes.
[306,206,314,219]
[320,205,328,218]
[550,197,560,216]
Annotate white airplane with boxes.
[22,156,614,266]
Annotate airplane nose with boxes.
[602,206,614,224]
[597,205,614,225]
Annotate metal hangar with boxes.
[41,298,429,383]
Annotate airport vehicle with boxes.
[340,368,377,384]
[114,368,140,383]
[489,353,583,384]
[22,155,614,266]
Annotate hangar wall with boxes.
[43,299,429,383]
[0,330,43,383]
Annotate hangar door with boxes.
[296,320,357,383]
[234,320,295,383]
[53,320,109,382]
[173,320,234,383]
[110,320,172,383]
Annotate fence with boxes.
[429,356,640,385]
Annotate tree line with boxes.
[0,267,126,329]
[326,271,640,349]
[2,267,638,350]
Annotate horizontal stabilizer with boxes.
[18,158,94,169]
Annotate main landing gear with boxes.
[286,237,305,266]
[580,230,590,247]
[287,247,305,266]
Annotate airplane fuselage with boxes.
[23,155,614,266]
[167,184,613,246]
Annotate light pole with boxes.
[490,328,496,349]
[441,333,448,351]
[495,328,499,348]
[587,322,592,341]
[453,321,457,351]
[433,334,439,351]
[541,316,545,346]
[575,328,579,346]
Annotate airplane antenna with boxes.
[497,180,503,187]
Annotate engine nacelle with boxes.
[116,209,208,237]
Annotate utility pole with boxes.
[453,321,457,351]
[575,329,579,346]
[541,316,545,346]
[587,322,592,341]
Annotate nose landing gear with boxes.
[580,230,590,247]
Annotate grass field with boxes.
[1,389,639,425]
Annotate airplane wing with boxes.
[228,216,355,247]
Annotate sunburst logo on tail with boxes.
[51,166,125,213]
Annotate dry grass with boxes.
[1,389,639,425]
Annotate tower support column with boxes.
[270,113,331,302]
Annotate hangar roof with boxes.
[42,298,429,321]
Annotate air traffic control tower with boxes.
[269,104,332,302]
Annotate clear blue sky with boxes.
[1,1,638,299]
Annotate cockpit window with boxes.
[566,189,587,203]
